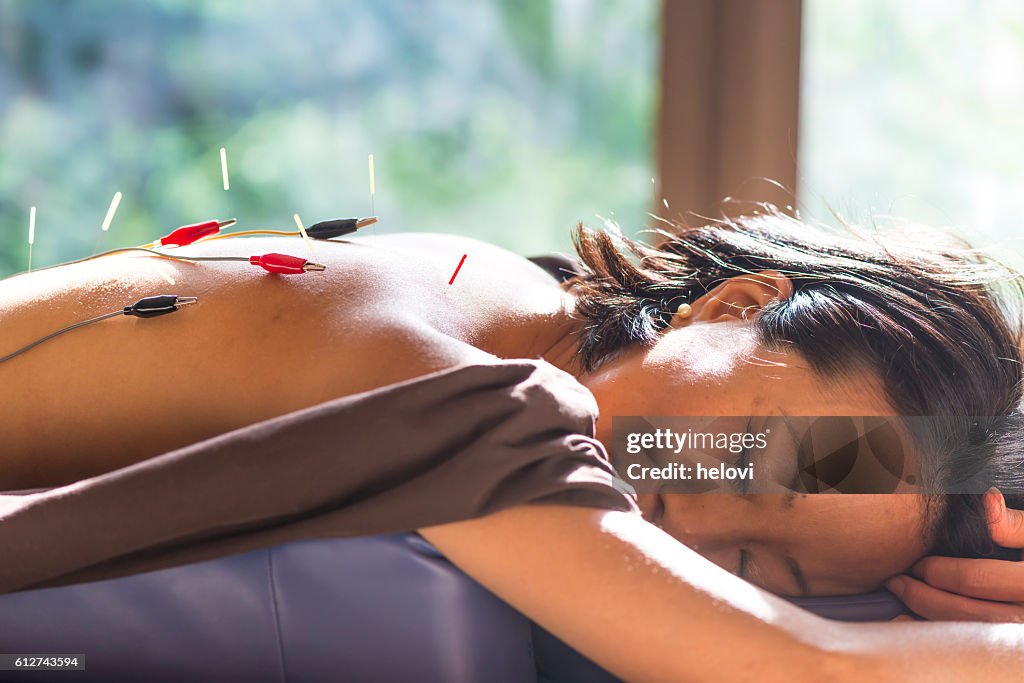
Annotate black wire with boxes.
[0,309,122,364]
[1,295,197,365]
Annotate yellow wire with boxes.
[199,229,297,242]
[4,229,305,281]
[137,229,296,249]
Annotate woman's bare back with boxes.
[0,232,566,489]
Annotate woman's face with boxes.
[579,272,929,596]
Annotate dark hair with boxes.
[566,208,1024,561]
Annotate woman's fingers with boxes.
[886,575,1024,622]
[895,490,1024,622]
[986,488,1024,549]
[909,556,1024,602]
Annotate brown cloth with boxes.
[0,359,637,595]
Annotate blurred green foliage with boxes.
[0,0,656,276]
[802,0,1024,267]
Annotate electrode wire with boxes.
[4,216,375,279]
[197,217,378,243]
[0,310,122,364]
[0,295,199,365]
[201,229,294,240]
[16,246,249,276]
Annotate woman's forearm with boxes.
[828,619,1024,682]
[423,506,844,682]
[420,506,1024,683]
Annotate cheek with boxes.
[659,497,724,540]
[659,496,745,560]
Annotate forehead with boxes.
[639,334,893,418]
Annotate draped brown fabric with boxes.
[0,359,637,594]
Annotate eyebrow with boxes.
[784,554,810,597]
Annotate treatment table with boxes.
[0,533,907,682]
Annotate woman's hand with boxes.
[887,488,1024,622]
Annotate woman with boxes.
[1,209,1023,680]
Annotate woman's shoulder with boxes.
[351,231,562,287]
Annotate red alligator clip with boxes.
[159,218,237,247]
[248,253,326,275]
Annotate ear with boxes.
[686,270,794,324]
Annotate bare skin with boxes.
[0,232,566,486]
[579,271,928,597]
[890,488,1024,622]
[2,232,1022,681]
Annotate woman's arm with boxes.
[421,506,1024,683]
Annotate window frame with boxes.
[656,0,802,220]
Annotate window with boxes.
[0,1,657,276]
[801,1,1024,265]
